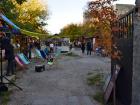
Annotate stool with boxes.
[35,65,45,72]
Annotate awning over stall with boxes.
[0,13,20,30]
[0,13,47,39]
[20,29,47,39]
[0,13,20,34]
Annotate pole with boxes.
[0,37,3,83]
[113,82,116,105]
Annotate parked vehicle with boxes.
[57,38,70,53]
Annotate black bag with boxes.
[35,65,45,72]
[0,83,8,92]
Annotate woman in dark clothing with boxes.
[81,42,85,54]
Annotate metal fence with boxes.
[110,7,135,105]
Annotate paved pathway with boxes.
[8,49,110,105]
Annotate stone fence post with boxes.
[132,6,140,105]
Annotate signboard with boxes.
[104,65,120,104]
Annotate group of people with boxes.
[27,40,55,61]
[14,40,41,60]
[0,33,57,76]
[81,40,93,55]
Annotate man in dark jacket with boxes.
[81,42,85,54]
[86,41,92,55]
[3,38,15,76]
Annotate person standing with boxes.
[4,38,15,76]
[49,42,54,53]
[78,41,81,48]
[86,41,92,55]
[34,40,41,50]
[81,42,85,54]
[69,42,73,51]
[28,42,33,59]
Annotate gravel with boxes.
[8,48,111,105]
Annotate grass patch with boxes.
[92,91,104,105]
[0,90,13,105]
[87,73,103,86]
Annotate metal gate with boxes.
[111,8,135,105]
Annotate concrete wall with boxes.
[115,4,135,16]
[132,10,140,105]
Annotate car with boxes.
[57,38,70,53]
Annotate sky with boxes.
[41,0,135,34]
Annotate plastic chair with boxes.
[35,49,43,59]
[15,56,24,68]
[40,50,47,59]
[54,48,61,57]
[44,48,49,55]
[17,53,30,64]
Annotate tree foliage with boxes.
[84,0,118,53]
[0,0,48,34]
[81,21,96,37]
[84,0,117,24]
[15,0,27,4]
[59,24,83,41]
[14,0,48,33]
[59,22,97,41]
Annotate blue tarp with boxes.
[0,13,20,34]
[18,53,30,64]
[0,13,20,30]
[35,49,43,58]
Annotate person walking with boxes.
[86,40,92,55]
[81,42,85,54]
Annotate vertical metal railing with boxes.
[110,7,136,105]
[112,8,135,39]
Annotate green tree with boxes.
[81,22,96,37]
[60,24,83,41]
[14,0,48,33]
[83,0,118,53]
[0,0,16,19]
[0,0,48,34]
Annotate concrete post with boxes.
[132,6,140,105]
[135,0,140,6]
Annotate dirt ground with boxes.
[8,48,111,105]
